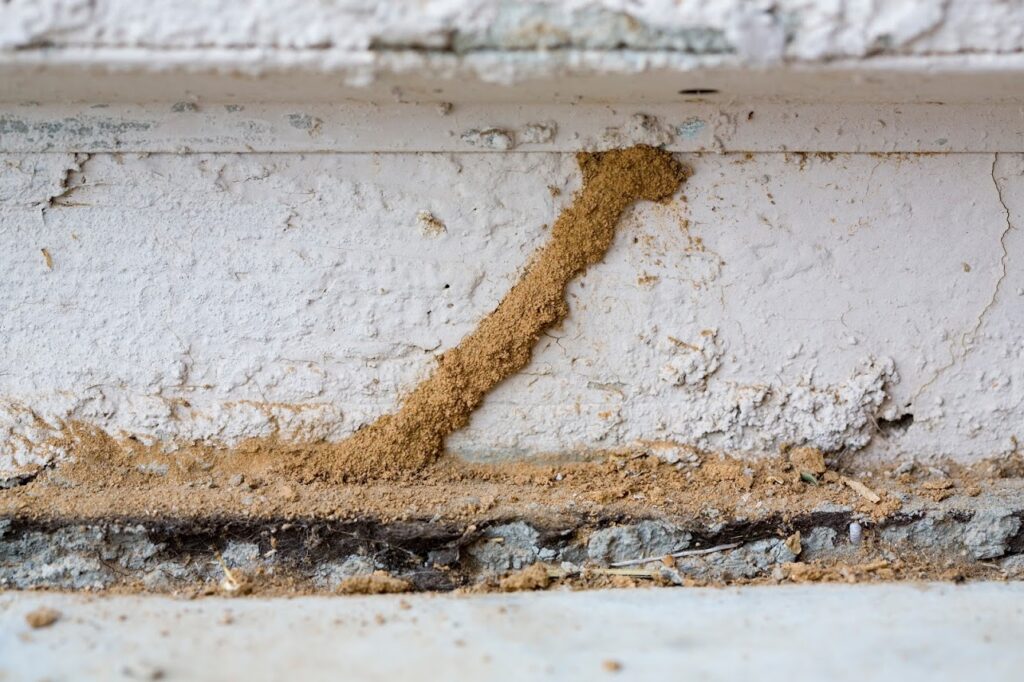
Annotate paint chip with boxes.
[417,211,447,238]
[460,128,515,150]
[287,114,322,136]
[677,116,706,139]
[520,122,557,144]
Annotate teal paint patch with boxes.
[676,116,705,139]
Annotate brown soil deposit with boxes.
[337,571,412,595]
[6,448,1022,595]
[498,563,551,592]
[304,145,689,480]
[24,607,61,629]
[9,434,1017,526]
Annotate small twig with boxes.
[842,476,881,503]
[610,542,742,568]
[547,566,661,580]
[591,567,659,578]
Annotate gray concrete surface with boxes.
[2,583,1022,681]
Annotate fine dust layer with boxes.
[313,145,689,480]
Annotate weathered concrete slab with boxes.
[3,583,1023,681]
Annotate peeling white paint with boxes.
[659,330,722,388]
[460,128,516,151]
[601,113,675,149]
[7,103,1024,154]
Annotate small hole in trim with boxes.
[678,88,719,95]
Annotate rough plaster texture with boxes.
[0,143,1019,473]
[6,1,1024,104]
[1,145,1022,476]
[2,2,1024,477]
[4,0,1024,58]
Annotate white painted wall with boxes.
[4,0,1024,59]
[2,1,1023,478]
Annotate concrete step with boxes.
[4,583,1023,681]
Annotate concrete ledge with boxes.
[6,102,1024,153]
[6,53,1024,104]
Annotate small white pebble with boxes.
[849,522,863,545]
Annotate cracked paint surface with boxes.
[2,150,1021,477]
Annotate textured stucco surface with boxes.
[5,1,1024,104]
[4,0,1024,58]
[2,147,1021,476]
[2,2,1024,478]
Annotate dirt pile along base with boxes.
[5,450,1024,593]
[304,145,689,480]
